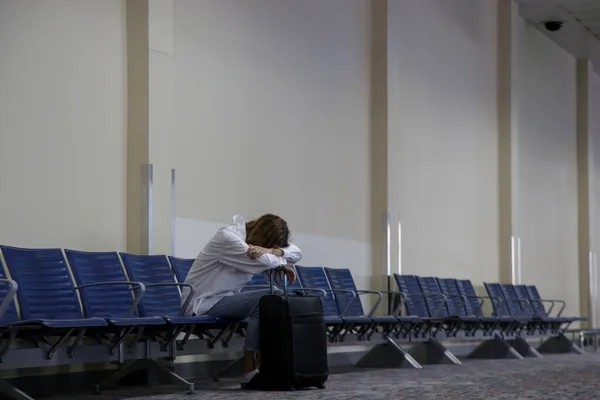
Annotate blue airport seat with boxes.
[484,283,529,335]
[524,285,586,326]
[168,256,194,283]
[64,250,166,327]
[454,279,515,335]
[324,268,419,340]
[0,246,107,330]
[294,266,349,341]
[436,278,493,337]
[418,276,481,337]
[241,272,270,292]
[119,253,216,324]
[394,274,451,338]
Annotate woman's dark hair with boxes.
[246,214,290,248]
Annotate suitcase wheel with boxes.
[317,383,326,390]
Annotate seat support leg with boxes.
[408,338,462,365]
[537,333,585,355]
[467,335,523,360]
[506,336,543,358]
[94,359,195,395]
[0,378,35,400]
[212,356,244,381]
[355,336,423,369]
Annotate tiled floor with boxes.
[50,353,600,400]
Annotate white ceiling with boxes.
[519,0,600,74]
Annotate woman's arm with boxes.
[219,228,287,274]
[280,243,302,264]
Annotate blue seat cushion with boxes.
[480,317,500,323]
[496,317,516,323]
[457,316,480,322]
[398,316,421,322]
[165,315,218,325]
[12,317,108,329]
[107,316,166,326]
[342,316,371,324]
[372,316,399,324]
[324,316,343,324]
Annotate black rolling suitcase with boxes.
[258,268,329,391]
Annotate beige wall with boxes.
[590,68,600,324]
[387,0,499,284]
[0,0,127,251]
[0,0,595,315]
[515,18,579,316]
[172,0,375,290]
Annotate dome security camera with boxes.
[543,21,564,32]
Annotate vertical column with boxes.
[369,0,388,306]
[497,0,520,284]
[148,0,175,256]
[125,0,174,255]
[125,0,150,254]
[576,60,593,326]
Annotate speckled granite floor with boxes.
[50,353,600,400]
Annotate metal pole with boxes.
[147,164,154,255]
[385,211,391,314]
[171,168,176,257]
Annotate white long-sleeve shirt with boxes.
[182,214,302,316]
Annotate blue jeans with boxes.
[205,289,282,352]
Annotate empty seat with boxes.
[436,278,495,336]
[168,256,195,283]
[119,253,215,325]
[324,267,419,340]
[524,285,586,326]
[0,246,107,330]
[484,283,529,335]
[64,249,166,327]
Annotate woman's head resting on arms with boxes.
[245,214,290,249]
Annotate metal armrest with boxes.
[539,298,566,317]
[511,297,536,318]
[145,282,195,317]
[529,298,549,317]
[285,288,327,297]
[345,290,383,317]
[76,281,146,318]
[478,295,505,317]
[0,279,18,321]
[353,289,408,317]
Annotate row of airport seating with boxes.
[0,245,585,400]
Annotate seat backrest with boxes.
[394,274,430,317]
[324,268,365,317]
[525,285,548,317]
[119,253,181,317]
[0,263,19,326]
[65,250,135,318]
[514,284,541,317]
[436,278,466,317]
[500,283,531,317]
[1,246,83,321]
[168,256,194,283]
[295,266,339,317]
[417,276,448,318]
[241,273,270,292]
[455,279,483,317]
[484,283,510,317]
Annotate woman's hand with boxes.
[247,245,268,260]
[247,245,285,260]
